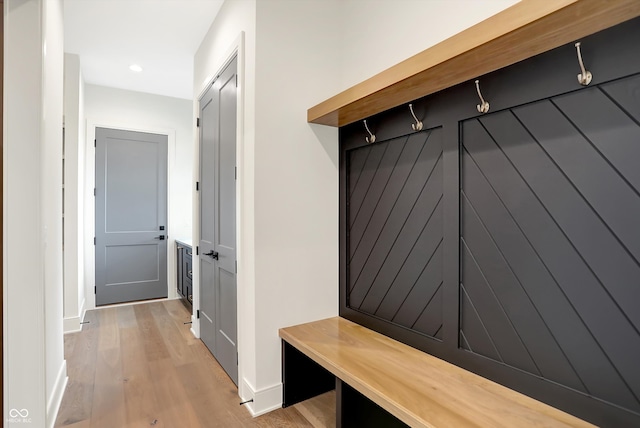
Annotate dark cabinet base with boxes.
[282,340,407,427]
[282,341,334,407]
[336,380,407,428]
[176,240,193,307]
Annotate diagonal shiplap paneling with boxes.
[460,72,640,413]
[347,129,443,339]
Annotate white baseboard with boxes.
[240,378,282,417]
[63,298,87,334]
[190,314,200,338]
[63,316,81,334]
[79,297,86,326]
[47,360,68,428]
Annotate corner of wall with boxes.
[239,378,282,417]
[79,297,86,325]
[46,360,67,428]
[62,296,85,334]
[252,0,340,399]
[62,317,80,334]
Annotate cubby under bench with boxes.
[280,317,593,428]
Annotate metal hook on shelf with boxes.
[364,120,376,143]
[575,42,592,86]
[409,104,423,131]
[475,80,490,114]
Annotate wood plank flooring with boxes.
[55,299,335,428]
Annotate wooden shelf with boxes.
[307,0,640,127]
[280,317,594,428]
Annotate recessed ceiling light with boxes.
[129,64,143,73]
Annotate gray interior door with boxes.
[95,127,168,306]
[199,57,238,384]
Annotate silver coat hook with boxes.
[409,104,423,131]
[364,120,376,144]
[575,42,592,86]
[475,80,490,114]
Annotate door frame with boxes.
[85,120,176,310]
[192,32,246,396]
[1,0,4,420]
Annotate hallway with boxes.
[54,300,335,427]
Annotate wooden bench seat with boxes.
[279,317,594,428]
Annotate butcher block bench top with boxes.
[279,316,594,428]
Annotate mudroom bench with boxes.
[280,317,592,428]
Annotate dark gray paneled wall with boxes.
[347,130,443,339]
[461,80,640,413]
[339,17,640,427]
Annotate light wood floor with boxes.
[55,299,335,428]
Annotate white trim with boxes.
[79,297,86,326]
[239,377,255,413]
[62,297,86,333]
[3,6,8,421]
[89,296,180,311]
[63,317,81,334]
[46,360,68,428]
[85,119,176,311]
[195,32,244,100]
[234,31,248,410]
[239,379,282,417]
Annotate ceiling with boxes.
[64,0,225,100]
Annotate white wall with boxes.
[4,0,67,426]
[252,0,341,413]
[191,0,523,417]
[194,0,341,416]
[338,0,520,90]
[82,84,194,309]
[78,60,86,323]
[63,53,87,333]
[43,2,67,424]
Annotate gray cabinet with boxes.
[176,240,192,307]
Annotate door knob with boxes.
[204,250,219,260]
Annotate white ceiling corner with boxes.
[64,0,225,100]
